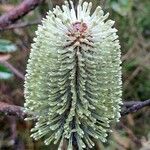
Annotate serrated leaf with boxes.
[0,39,17,53]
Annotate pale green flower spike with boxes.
[24,0,122,149]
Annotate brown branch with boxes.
[0,102,26,119]
[0,100,150,120]
[2,20,41,30]
[123,101,142,108]
[0,0,45,30]
[121,99,150,116]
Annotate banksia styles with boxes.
[24,0,122,149]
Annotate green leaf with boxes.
[0,64,13,79]
[0,39,17,53]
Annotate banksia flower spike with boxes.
[24,0,122,149]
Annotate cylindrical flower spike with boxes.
[24,0,122,149]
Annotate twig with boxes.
[120,122,142,146]
[123,101,142,108]
[2,20,41,30]
[121,99,150,116]
[0,60,24,80]
[0,0,45,30]
[0,100,149,119]
[0,102,26,119]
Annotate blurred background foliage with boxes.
[0,0,149,149]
